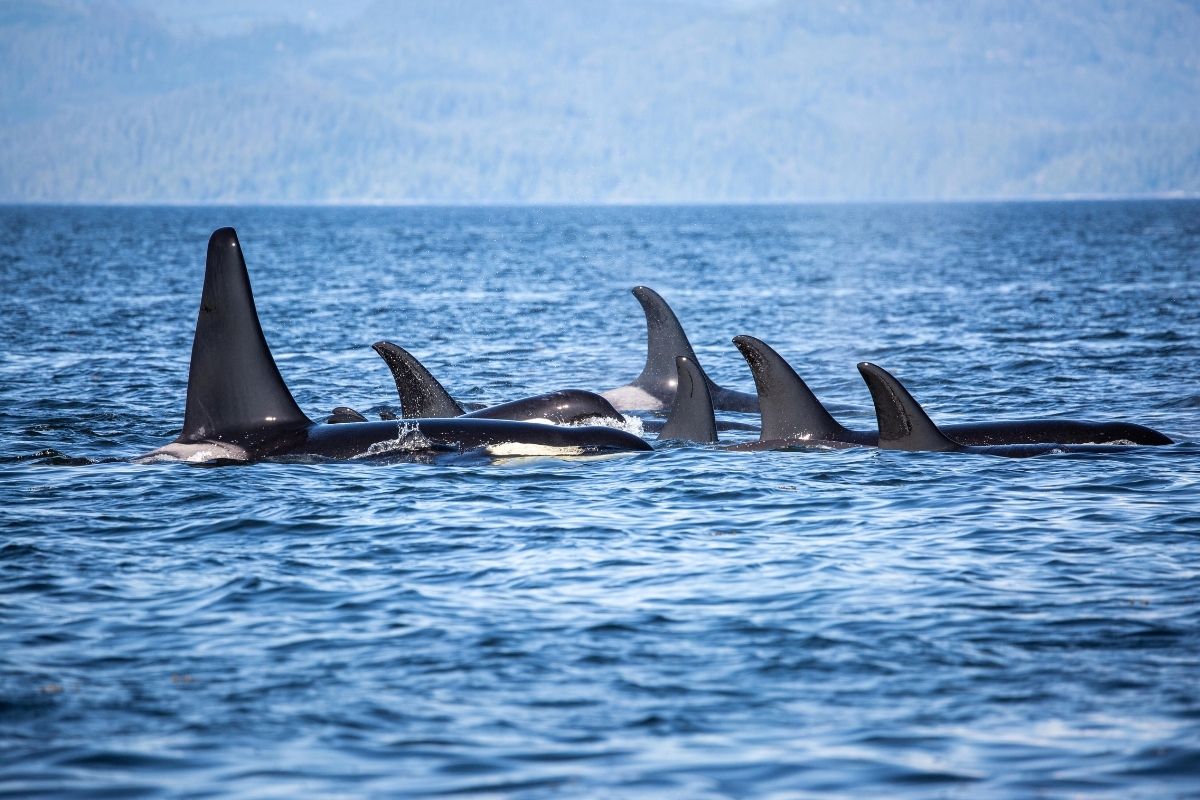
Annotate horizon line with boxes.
[2,191,1199,210]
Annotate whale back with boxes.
[463,389,623,425]
[179,228,311,444]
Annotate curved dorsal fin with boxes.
[857,363,958,452]
[180,228,310,443]
[732,335,848,442]
[371,341,465,419]
[633,286,702,395]
[327,406,368,424]
[658,356,717,443]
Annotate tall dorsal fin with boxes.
[857,363,958,452]
[732,335,848,442]
[371,341,465,418]
[180,228,310,443]
[658,356,717,443]
[633,286,703,395]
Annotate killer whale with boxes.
[657,356,719,443]
[363,348,725,446]
[371,341,627,427]
[648,353,848,450]
[732,335,1172,449]
[640,345,1168,460]
[602,286,758,413]
[373,289,758,429]
[370,341,464,418]
[146,229,651,463]
[858,363,1147,458]
[372,339,754,436]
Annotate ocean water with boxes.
[1,202,1198,798]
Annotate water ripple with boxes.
[1,203,1199,797]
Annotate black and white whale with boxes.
[146,228,652,463]
[642,345,1171,461]
[648,356,794,450]
[647,353,847,450]
[732,335,1172,449]
[858,363,1151,458]
[371,341,627,427]
[602,286,758,413]
[371,339,754,436]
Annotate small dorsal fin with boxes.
[371,341,465,418]
[857,363,958,452]
[732,335,848,442]
[179,228,311,443]
[658,356,717,443]
[632,286,703,396]
[327,406,368,424]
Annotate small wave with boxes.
[1,449,94,466]
[1160,395,1200,409]
[613,415,645,437]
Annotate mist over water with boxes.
[1,202,1199,797]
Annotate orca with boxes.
[371,341,627,427]
[732,335,1172,448]
[370,341,465,418]
[602,286,758,413]
[731,335,874,449]
[657,356,718,443]
[644,348,850,451]
[145,229,652,463]
[858,362,1146,458]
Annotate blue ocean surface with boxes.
[1,202,1198,798]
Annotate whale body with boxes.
[371,341,626,427]
[602,286,758,413]
[857,363,1151,458]
[146,229,651,463]
[731,335,1172,449]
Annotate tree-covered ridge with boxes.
[2,0,1198,203]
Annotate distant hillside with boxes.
[2,0,1198,203]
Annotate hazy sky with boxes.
[2,0,1198,203]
